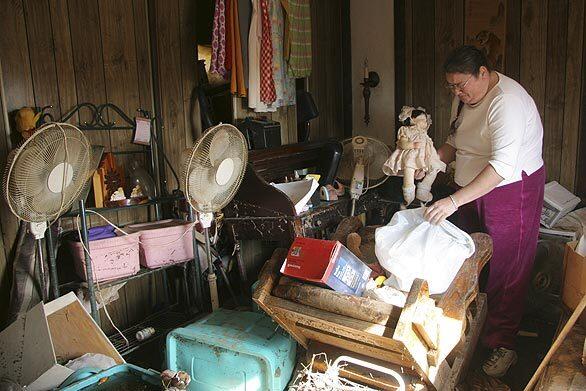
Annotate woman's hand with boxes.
[423,197,457,225]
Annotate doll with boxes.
[383,106,445,205]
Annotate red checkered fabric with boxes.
[259,0,276,104]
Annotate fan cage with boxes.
[3,122,92,222]
[337,136,391,188]
[181,124,248,214]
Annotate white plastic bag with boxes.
[375,207,475,295]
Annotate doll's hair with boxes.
[443,45,492,76]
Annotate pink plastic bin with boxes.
[71,233,140,282]
[124,219,194,269]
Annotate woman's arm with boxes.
[423,164,503,225]
[437,143,456,165]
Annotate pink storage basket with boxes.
[71,233,140,282]
[124,219,194,269]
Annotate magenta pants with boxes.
[456,166,545,349]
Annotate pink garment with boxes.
[456,166,545,349]
[383,126,446,175]
[210,0,228,78]
[259,0,276,104]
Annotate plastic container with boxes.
[124,219,194,268]
[167,309,296,391]
[70,233,140,282]
[58,364,160,390]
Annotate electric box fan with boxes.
[3,122,92,300]
[337,136,391,215]
[181,123,248,310]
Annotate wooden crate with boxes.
[253,233,492,390]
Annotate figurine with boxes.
[383,106,446,205]
[15,107,41,140]
[109,187,126,202]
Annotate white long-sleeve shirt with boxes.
[446,72,544,187]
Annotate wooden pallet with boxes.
[253,233,492,390]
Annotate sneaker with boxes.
[482,347,518,378]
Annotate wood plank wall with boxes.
[306,0,349,142]
[0,0,197,333]
[396,0,586,197]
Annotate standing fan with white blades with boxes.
[181,123,248,311]
[3,122,92,301]
[337,136,391,215]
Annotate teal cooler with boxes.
[58,364,160,390]
[167,309,296,391]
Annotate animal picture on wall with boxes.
[465,0,506,71]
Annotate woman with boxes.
[423,45,545,378]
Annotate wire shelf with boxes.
[109,307,204,356]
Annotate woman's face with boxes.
[446,67,491,105]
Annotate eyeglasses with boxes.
[445,75,473,92]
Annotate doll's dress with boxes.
[383,125,446,176]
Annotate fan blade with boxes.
[208,128,231,166]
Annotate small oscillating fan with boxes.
[181,123,248,311]
[3,122,92,300]
[337,136,391,215]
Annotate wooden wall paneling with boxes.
[434,0,463,145]
[286,105,297,144]
[154,0,185,194]
[132,0,166,317]
[404,0,413,106]
[0,0,35,264]
[68,0,126,334]
[520,0,548,136]
[23,0,61,121]
[0,63,10,325]
[560,0,585,191]
[308,0,325,140]
[67,0,112,152]
[99,0,150,326]
[411,0,435,140]
[576,4,586,199]
[341,0,352,139]
[394,0,406,118]
[504,0,521,80]
[308,0,344,141]
[543,0,568,183]
[179,0,199,145]
[132,0,154,114]
[49,0,79,120]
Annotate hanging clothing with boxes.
[224,0,232,72]
[281,0,312,78]
[228,0,246,96]
[210,0,228,78]
[270,0,295,106]
[259,0,276,104]
[248,0,277,112]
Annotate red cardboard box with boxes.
[280,237,372,296]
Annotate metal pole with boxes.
[189,206,203,310]
[45,224,59,299]
[36,239,47,302]
[80,199,100,324]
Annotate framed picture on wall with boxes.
[465,0,507,72]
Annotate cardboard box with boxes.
[562,241,586,327]
[0,292,124,390]
[280,237,372,296]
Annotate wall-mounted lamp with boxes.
[361,58,380,125]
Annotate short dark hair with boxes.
[443,45,492,75]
